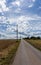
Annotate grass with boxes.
[0,39,20,65]
[25,39,41,51]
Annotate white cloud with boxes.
[17,15,41,23]
[28,4,33,8]
[7,18,16,24]
[0,0,41,39]
[6,26,16,33]
[32,0,35,2]
[1,15,41,24]
[0,14,41,39]
[0,14,41,28]
[0,16,6,22]
[12,0,20,7]
[0,0,9,12]
[31,22,41,31]
[15,8,21,13]
[38,6,41,9]
[9,0,35,14]
[27,0,35,8]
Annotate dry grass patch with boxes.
[25,39,41,51]
[0,39,20,65]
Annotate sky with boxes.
[0,0,41,39]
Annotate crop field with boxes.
[25,39,41,51]
[0,39,20,65]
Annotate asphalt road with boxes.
[12,39,41,65]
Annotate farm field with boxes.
[0,39,20,65]
[25,39,41,51]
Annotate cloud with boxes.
[27,0,35,8]
[38,6,41,9]
[6,25,17,33]
[0,16,6,22]
[0,14,41,39]
[0,0,9,12]
[11,0,35,10]
[28,4,33,8]
[12,0,21,7]
[0,0,41,39]
[32,0,35,2]
[15,8,21,13]
[17,15,41,22]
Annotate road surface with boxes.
[12,39,41,65]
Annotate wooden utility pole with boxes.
[16,24,18,41]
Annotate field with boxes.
[25,39,41,51]
[0,39,20,65]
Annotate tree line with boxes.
[24,36,41,39]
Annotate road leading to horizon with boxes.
[12,39,41,65]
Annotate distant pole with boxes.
[20,34,21,40]
[16,24,18,41]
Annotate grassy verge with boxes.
[0,39,20,65]
[25,39,41,51]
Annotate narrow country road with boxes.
[12,39,41,65]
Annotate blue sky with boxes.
[0,0,41,39]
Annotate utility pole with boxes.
[16,24,18,41]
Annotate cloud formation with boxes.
[0,0,9,13]
[0,0,41,39]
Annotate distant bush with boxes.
[37,37,40,39]
[30,36,36,39]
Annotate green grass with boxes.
[0,39,20,65]
[25,39,41,51]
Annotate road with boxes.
[12,39,41,65]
